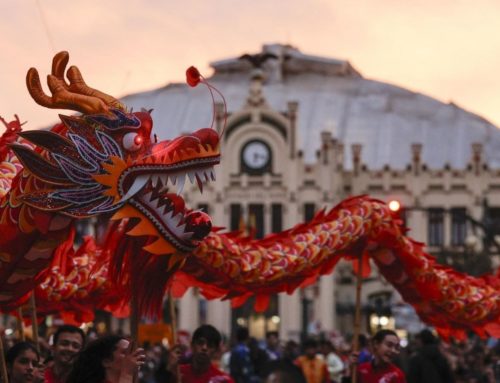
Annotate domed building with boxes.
[122,43,500,340]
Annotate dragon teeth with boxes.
[171,222,189,238]
[150,175,159,188]
[170,212,182,227]
[179,231,194,240]
[143,191,153,202]
[195,174,204,193]
[161,174,169,186]
[188,171,195,184]
[120,174,149,202]
[176,174,186,195]
[154,203,164,217]
[209,168,216,181]
[164,210,174,221]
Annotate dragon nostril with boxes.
[185,211,212,240]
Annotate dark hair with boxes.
[66,335,124,383]
[302,338,318,350]
[372,329,398,344]
[358,334,368,347]
[416,329,437,345]
[192,324,222,348]
[5,342,39,367]
[235,326,249,343]
[263,360,307,383]
[266,331,279,339]
[53,325,86,346]
[319,339,335,351]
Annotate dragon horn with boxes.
[14,114,26,127]
[66,65,125,111]
[26,51,125,115]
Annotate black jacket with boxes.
[407,345,454,383]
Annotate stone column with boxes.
[315,275,335,333]
[178,289,199,333]
[206,300,232,338]
[411,143,422,175]
[351,144,362,176]
[288,101,298,159]
[443,209,451,247]
[408,209,426,243]
[279,291,301,342]
[471,143,483,176]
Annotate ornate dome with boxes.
[122,43,500,170]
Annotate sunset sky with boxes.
[2,0,500,130]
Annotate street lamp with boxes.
[388,200,401,212]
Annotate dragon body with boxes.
[1,52,499,340]
[173,197,500,339]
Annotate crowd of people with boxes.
[2,323,499,383]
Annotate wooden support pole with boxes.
[30,294,39,353]
[17,308,25,342]
[129,294,140,383]
[0,336,9,383]
[130,294,139,345]
[168,293,177,345]
[351,252,364,383]
[168,293,180,383]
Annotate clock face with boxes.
[242,141,270,169]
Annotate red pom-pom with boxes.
[186,66,201,87]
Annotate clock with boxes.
[242,140,271,170]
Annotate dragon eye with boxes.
[123,132,143,152]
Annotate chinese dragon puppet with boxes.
[0,52,499,340]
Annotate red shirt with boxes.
[44,366,64,383]
[357,361,406,383]
[180,363,234,383]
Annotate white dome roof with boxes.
[122,43,500,170]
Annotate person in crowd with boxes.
[264,331,282,361]
[407,329,454,383]
[166,324,234,383]
[457,345,495,383]
[249,337,270,379]
[219,340,232,374]
[5,341,44,383]
[344,329,406,383]
[139,343,164,383]
[294,338,330,383]
[263,360,307,383]
[283,340,301,363]
[320,340,344,383]
[230,327,259,383]
[45,324,86,383]
[85,327,99,343]
[357,335,371,364]
[65,334,145,383]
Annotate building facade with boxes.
[121,44,500,341]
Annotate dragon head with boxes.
[11,51,220,256]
